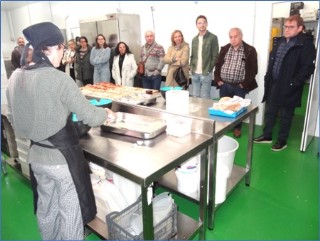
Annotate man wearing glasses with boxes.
[254,15,316,151]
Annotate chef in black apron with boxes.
[6,22,114,240]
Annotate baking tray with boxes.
[101,112,167,139]
[208,107,247,118]
[116,93,159,105]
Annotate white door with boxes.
[300,21,319,152]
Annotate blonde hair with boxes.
[171,30,184,46]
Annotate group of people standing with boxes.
[5,11,316,241]
[10,14,316,148]
[138,14,316,150]
[58,35,137,87]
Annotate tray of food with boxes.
[80,83,160,105]
[101,112,167,139]
[208,96,251,118]
[208,107,247,118]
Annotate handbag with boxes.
[173,67,188,87]
[138,43,157,76]
[137,62,145,75]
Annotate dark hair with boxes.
[79,36,88,44]
[114,42,132,56]
[95,34,108,49]
[196,15,207,24]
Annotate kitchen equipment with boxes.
[166,90,189,115]
[160,86,183,99]
[80,13,141,63]
[89,98,112,108]
[101,112,167,139]
[107,196,177,240]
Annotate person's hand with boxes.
[218,81,224,86]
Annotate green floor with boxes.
[1,86,319,240]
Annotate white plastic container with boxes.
[217,135,239,177]
[166,90,189,115]
[215,164,229,204]
[175,167,199,199]
[89,162,106,179]
[113,173,141,206]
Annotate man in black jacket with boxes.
[254,15,316,151]
[11,36,25,70]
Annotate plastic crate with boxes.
[106,196,177,240]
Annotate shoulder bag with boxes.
[173,67,188,87]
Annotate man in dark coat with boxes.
[11,37,25,70]
[254,15,316,151]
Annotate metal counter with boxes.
[80,103,215,239]
[132,97,259,230]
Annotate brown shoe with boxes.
[233,128,241,138]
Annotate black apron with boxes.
[29,116,96,225]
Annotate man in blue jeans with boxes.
[140,31,165,90]
[190,15,219,99]
[214,28,258,137]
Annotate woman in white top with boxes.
[112,42,137,87]
[62,39,76,80]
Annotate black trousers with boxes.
[263,101,296,142]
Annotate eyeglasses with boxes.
[283,25,298,30]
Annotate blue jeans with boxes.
[142,75,162,90]
[191,73,212,99]
[219,82,247,130]
[93,67,110,84]
[219,82,247,99]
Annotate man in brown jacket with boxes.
[214,27,258,137]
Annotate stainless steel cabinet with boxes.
[80,13,141,63]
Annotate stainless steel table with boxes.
[141,97,259,230]
[79,103,215,239]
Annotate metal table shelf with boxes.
[140,97,258,230]
[80,103,215,240]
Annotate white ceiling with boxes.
[1,1,36,11]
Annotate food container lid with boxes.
[160,86,183,92]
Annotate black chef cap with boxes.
[21,22,64,66]
[23,22,64,50]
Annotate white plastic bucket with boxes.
[217,135,239,178]
[175,167,199,199]
[215,163,229,204]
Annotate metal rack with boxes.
[143,97,258,229]
[79,101,215,239]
